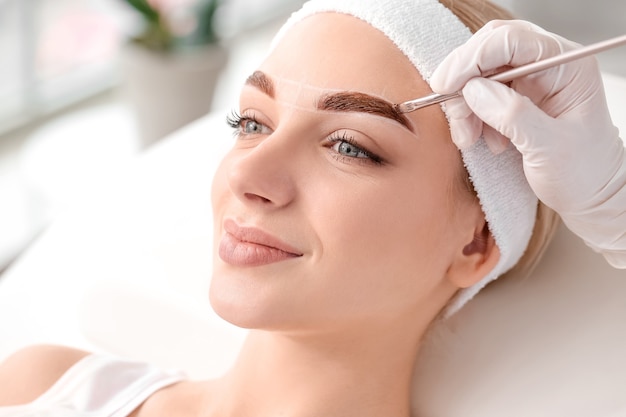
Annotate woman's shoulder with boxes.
[0,344,90,406]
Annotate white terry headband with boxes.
[272,0,538,316]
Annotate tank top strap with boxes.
[0,353,186,417]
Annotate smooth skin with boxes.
[0,13,499,417]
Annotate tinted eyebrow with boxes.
[318,92,414,132]
[245,71,275,98]
[245,71,413,132]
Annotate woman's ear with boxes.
[446,221,501,289]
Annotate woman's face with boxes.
[210,13,484,333]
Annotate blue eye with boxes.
[226,110,271,137]
[242,119,265,134]
[328,133,383,165]
[334,141,370,159]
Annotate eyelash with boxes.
[226,109,243,131]
[225,109,384,165]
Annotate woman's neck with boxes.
[205,319,428,417]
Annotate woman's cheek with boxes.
[211,155,233,222]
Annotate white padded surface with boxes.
[0,74,624,413]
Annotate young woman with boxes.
[0,0,622,416]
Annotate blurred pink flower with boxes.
[147,0,199,37]
[37,11,121,77]
[147,0,196,12]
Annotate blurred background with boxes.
[0,0,624,276]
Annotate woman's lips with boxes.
[219,219,303,267]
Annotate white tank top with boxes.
[0,354,186,417]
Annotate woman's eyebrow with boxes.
[244,71,414,133]
[318,92,414,133]
[245,71,275,98]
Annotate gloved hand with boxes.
[430,20,626,268]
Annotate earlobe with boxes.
[447,223,501,289]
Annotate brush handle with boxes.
[396,34,626,113]
[488,34,626,83]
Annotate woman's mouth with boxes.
[218,219,303,267]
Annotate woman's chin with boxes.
[209,281,254,329]
[208,276,286,331]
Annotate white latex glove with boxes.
[430,20,626,268]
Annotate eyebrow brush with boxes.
[395,34,626,114]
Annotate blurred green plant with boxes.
[125,0,223,51]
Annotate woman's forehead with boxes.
[260,12,431,103]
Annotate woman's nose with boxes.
[226,136,298,209]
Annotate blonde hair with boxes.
[440,0,561,284]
